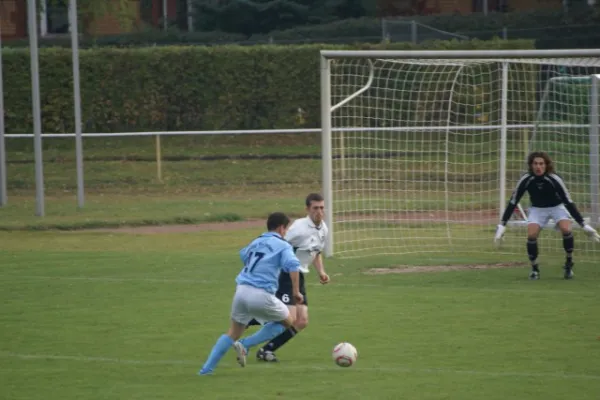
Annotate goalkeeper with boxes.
[494,151,600,280]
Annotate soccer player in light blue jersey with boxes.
[198,212,303,375]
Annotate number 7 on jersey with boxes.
[244,251,265,273]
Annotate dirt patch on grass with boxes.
[82,208,499,235]
[364,262,527,274]
[87,220,265,234]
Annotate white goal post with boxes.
[320,49,600,259]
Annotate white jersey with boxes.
[284,216,328,274]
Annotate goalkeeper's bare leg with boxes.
[526,223,542,280]
[556,219,575,279]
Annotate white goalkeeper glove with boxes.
[494,224,506,246]
[582,224,600,242]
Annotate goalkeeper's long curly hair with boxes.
[527,151,555,175]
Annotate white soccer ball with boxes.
[332,342,358,367]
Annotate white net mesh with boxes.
[327,57,600,259]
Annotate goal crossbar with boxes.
[321,49,600,61]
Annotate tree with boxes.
[193,0,366,35]
[195,0,310,35]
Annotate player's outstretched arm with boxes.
[288,271,304,304]
[549,174,586,226]
[312,253,330,284]
[495,176,529,245]
[561,200,600,242]
[494,202,515,243]
[582,224,600,242]
[281,246,304,303]
[549,174,600,242]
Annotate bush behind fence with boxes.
[3,39,534,151]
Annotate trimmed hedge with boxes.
[2,38,534,139]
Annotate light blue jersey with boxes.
[236,232,300,294]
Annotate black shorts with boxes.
[276,271,307,306]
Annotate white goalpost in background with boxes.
[320,49,600,259]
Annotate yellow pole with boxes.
[156,134,163,182]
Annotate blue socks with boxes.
[238,322,286,350]
[199,334,234,374]
[199,323,286,375]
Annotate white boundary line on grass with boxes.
[1,275,217,284]
[0,275,596,295]
[1,351,598,381]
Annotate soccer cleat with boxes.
[198,368,213,376]
[529,268,540,280]
[233,341,247,367]
[256,348,278,362]
[563,261,574,280]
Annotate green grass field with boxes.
[2,132,600,399]
[1,229,600,400]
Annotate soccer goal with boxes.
[320,49,600,259]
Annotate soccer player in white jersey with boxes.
[494,151,600,280]
[198,212,303,375]
[241,193,330,362]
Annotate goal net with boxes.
[320,50,600,259]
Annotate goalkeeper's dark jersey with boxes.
[500,172,584,226]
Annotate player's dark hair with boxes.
[527,151,555,174]
[267,212,290,231]
[305,193,324,207]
